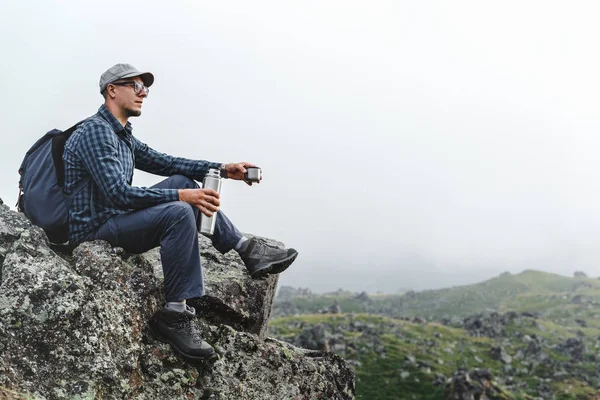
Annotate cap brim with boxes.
[120,71,154,87]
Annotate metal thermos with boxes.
[199,168,222,236]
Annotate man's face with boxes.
[110,76,149,117]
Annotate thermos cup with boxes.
[244,167,261,183]
[199,168,222,236]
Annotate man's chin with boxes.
[126,108,142,117]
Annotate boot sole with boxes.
[150,327,217,361]
[250,251,298,279]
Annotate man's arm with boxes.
[132,136,221,181]
[76,121,179,209]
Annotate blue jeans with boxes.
[86,175,242,302]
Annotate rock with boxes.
[573,271,587,277]
[354,291,370,302]
[445,369,512,399]
[571,295,584,304]
[0,202,355,399]
[557,338,586,362]
[294,324,329,351]
[575,319,587,328]
[462,312,519,338]
[433,372,446,386]
[490,346,512,364]
[329,301,342,314]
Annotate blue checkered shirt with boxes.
[63,105,221,244]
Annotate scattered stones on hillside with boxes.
[445,369,513,400]
[272,300,300,316]
[315,302,343,314]
[556,338,586,362]
[271,317,391,367]
[276,286,312,300]
[272,274,600,399]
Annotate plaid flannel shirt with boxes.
[63,104,221,244]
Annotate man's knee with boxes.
[162,201,197,226]
[170,174,198,189]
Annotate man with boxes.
[63,63,298,360]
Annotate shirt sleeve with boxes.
[132,135,221,181]
[76,120,179,209]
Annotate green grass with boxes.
[269,311,600,400]
[272,271,600,399]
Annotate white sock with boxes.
[235,237,249,252]
[166,300,186,313]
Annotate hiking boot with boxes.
[239,237,298,279]
[149,307,217,360]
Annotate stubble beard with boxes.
[125,107,142,117]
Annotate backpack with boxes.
[17,121,87,244]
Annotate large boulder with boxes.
[0,201,355,399]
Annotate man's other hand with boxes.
[178,188,220,217]
[224,162,261,185]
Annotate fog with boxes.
[2,1,600,293]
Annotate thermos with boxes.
[199,168,222,236]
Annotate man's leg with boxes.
[152,174,299,278]
[90,201,204,301]
[89,200,216,360]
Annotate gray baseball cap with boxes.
[99,63,154,93]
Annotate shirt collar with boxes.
[97,104,133,136]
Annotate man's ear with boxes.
[108,84,117,99]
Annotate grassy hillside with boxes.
[271,271,600,399]
[268,313,600,400]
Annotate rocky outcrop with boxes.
[0,200,355,399]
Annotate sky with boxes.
[2,1,600,293]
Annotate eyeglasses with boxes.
[111,80,150,97]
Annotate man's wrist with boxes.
[219,163,228,179]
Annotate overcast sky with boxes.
[2,1,600,293]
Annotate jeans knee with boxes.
[164,202,196,225]
[170,174,198,189]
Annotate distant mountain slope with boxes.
[273,270,600,323]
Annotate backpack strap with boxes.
[52,121,85,188]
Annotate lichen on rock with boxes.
[0,201,355,399]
